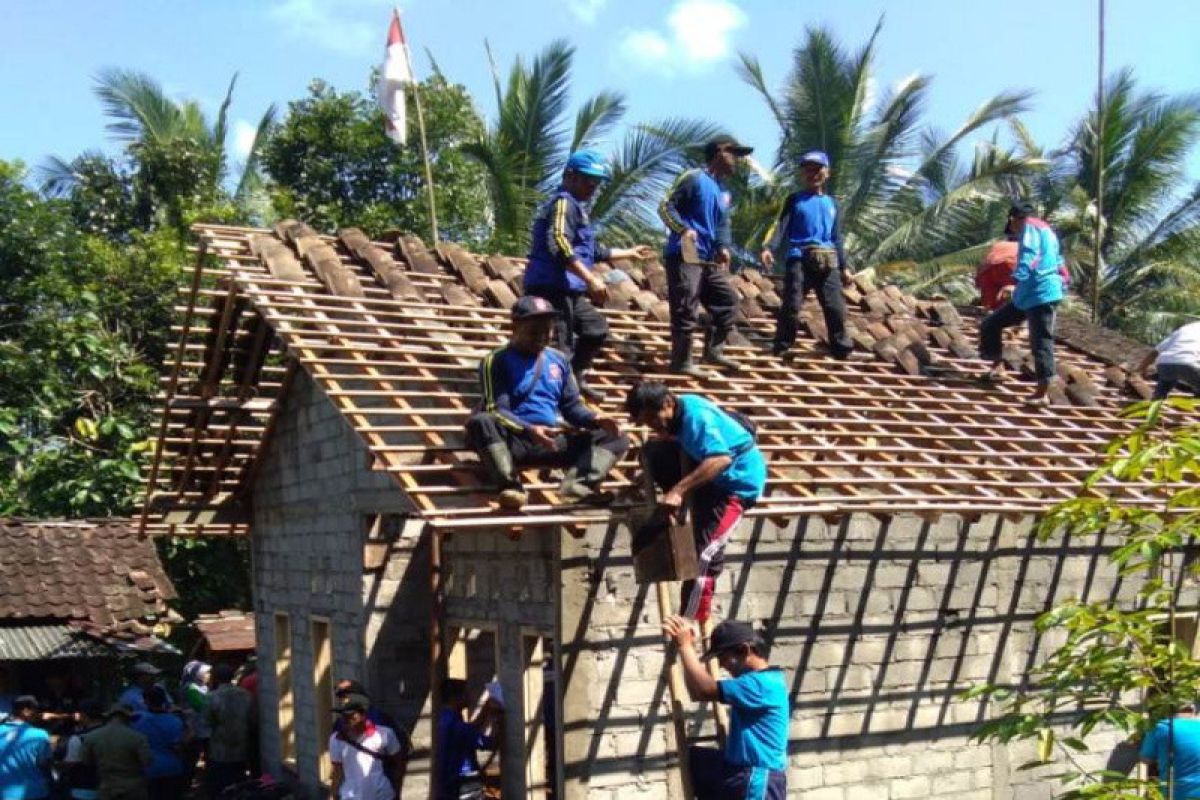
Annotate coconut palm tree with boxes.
[463,40,720,252]
[736,22,1037,282]
[1037,69,1200,341]
[41,69,276,231]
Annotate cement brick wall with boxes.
[250,370,398,798]
[558,512,1140,799]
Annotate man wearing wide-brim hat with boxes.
[116,662,172,716]
[81,703,152,800]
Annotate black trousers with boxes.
[1155,363,1200,399]
[775,251,852,355]
[642,439,750,622]
[664,253,738,339]
[525,287,608,374]
[465,412,629,474]
[979,301,1058,381]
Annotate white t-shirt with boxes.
[329,725,401,800]
[1157,321,1200,366]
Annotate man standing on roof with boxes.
[761,149,854,360]
[465,296,630,511]
[662,617,788,800]
[978,201,1066,405]
[626,381,765,622]
[525,149,655,403]
[1136,320,1200,399]
[658,135,751,377]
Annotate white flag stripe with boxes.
[379,10,414,146]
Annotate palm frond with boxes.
[94,68,183,144]
[572,91,626,151]
[234,103,278,202]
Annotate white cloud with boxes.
[614,0,746,76]
[233,120,259,161]
[268,0,397,58]
[567,0,607,24]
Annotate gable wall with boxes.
[250,370,399,797]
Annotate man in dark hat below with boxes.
[116,663,171,716]
[658,134,753,376]
[465,296,629,510]
[328,694,404,800]
[80,703,151,800]
[0,696,53,800]
[662,616,788,800]
[524,148,656,403]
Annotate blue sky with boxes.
[2,0,1198,180]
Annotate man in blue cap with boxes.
[465,296,629,510]
[658,135,752,376]
[761,149,855,359]
[525,149,654,403]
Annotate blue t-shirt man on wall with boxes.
[1141,714,1200,799]
[0,697,52,800]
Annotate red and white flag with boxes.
[378,9,414,145]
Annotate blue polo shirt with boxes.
[674,394,766,501]
[525,188,610,294]
[476,346,596,431]
[434,709,495,795]
[764,190,847,266]
[1140,717,1200,799]
[132,712,185,778]
[719,668,789,771]
[0,720,52,800]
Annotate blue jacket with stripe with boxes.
[475,345,597,431]
[525,188,610,293]
[658,169,734,261]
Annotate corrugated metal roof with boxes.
[0,624,113,660]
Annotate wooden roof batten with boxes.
[137,220,1191,537]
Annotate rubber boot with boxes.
[703,327,740,371]
[669,333,708,378]
[480,443,527,510]
[559,448,620,505]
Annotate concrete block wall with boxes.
[250,370,398,798]
[559,512,1141,799]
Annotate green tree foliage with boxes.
[738,22,1036,285]
[262,75,490,243]
[966,397,1200,799]
[1025,71,1200,342]
[463,39,720,252]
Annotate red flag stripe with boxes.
[387,11,406,46]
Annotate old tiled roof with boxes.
[0,520,178,636]
[194,610,256,652]
[139,222,1191,535]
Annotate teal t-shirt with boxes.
[1141,717,1200,799]
[675,394,766,501]
[0,720,51,800]
[718,667,789,771]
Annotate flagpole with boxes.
[398,8,440,244]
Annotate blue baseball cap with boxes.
[564,149,611,181]
[799,150,831,167]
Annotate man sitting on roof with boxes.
[626,381,765,622]
[524,149,655,403]
[465,296,629,511]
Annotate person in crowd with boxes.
[0,696,52,800]
[204,664,253,799]
[236,660,260,779]
[761,149,855,360]
[524,148,655,402]
[80,704,151,800]
[978,201,1066,405]
[177,661,210,786]
[61,700,104,800]
[662,617,788,800]
[1135,319,1200,399]
[329,694,404,800]
[130,688,185,800]
[1140,703,1200,800]
[333,682,402,743]
[432,680,501,800]
[116,665,170,717]
[626,381,766,622]
[658,135,753,376]
[465,296,629,510]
